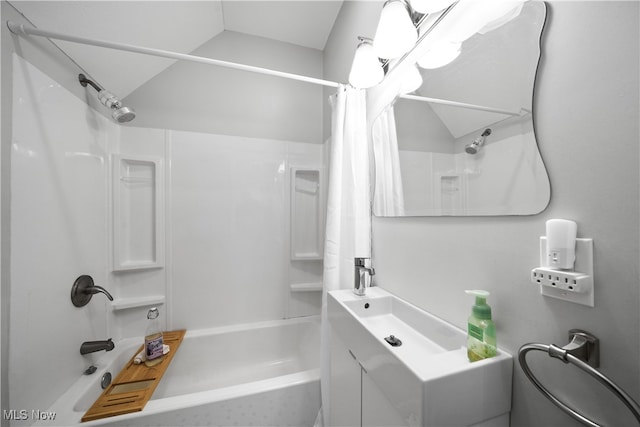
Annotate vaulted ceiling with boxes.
[9,1,345,98]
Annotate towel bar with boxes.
[518,330,640,426]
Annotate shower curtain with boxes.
[319,84,370,425]
[372,104,405,216]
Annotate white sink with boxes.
[328,287,513,426]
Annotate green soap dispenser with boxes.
[465,290,497,362]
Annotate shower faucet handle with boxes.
[71,275,114,307]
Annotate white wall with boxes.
[5,19,327,422]
[0,1,6,422]
[121,29,327,329]
[169,130,323,330]
[105,126,325,337]
[2,3,104,421]
[124,30,324,145]
[7,55,325,421]
[9,54,113,418]
[108,126,170,341]
[322,0,381,141]
[370,2,639,426]
[0,1,112,426]
[326,1,639,425]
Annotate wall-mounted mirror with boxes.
[372,1,550,217]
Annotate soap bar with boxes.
[134,344,171,365]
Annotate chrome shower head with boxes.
[465,141,481,155]
[97,89,136,123]
[111,106,136,123]
[465,128,492,155]
[79,74,135,123]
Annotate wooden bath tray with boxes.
[81,329,186,422]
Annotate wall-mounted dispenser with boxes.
[530,219,594,307]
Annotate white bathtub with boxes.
[39,317,320,426]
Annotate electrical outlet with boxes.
[533,237,594,307]
[530,267,591,293]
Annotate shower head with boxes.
[111,106,136,123]
[97,89,136,123]
[464,140,481,155]
[465,128,492,155]
[78,74,135,123]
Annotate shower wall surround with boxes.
[10,53,113,416]
[111,127,323,336]
[396,115,544,215]
[109,126,169,341]
[8,48,323,422]
[169,130,323,329]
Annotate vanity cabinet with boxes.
[329,332,361,426]
[329,330,406,427]
[362,372,407,427]
[327,289,512,427]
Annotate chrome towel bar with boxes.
[519,329,640,426]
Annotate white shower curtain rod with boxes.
[7,21,524,117]
[6,21,340,88]
[399,94,524,117]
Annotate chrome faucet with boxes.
[80,339,114,355]
[354,257,375,296]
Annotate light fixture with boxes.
[399,64,423,94]
[409,0,455,14]
[349,0,527,92]
[417,40,461,69]
[373,0,418,59]
[349,37,385,89]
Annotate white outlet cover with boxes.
[537,237,594,307]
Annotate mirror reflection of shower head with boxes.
[78,74,136,123]
[465,128,492,155]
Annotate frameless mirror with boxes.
[372,2,550,216]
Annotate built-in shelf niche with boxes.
[436,173,466,215]
[112,154,164,271]
[289,282,323,292]
[290,167,324,260]
[111,295,166,312]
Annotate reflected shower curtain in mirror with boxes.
[372,105,405,216]
[319,84,370,425]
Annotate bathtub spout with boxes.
[80,339,114,355]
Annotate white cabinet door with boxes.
[330,332,362,427]
[362,371,408,427]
